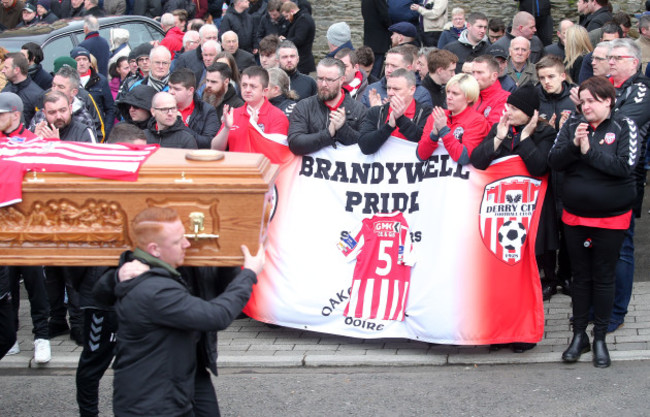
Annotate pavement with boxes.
[2,282,650,370]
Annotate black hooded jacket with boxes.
[144,117,198,149]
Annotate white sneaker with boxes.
[6,341,20,355]
[33,339,51,364]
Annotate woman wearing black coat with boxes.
[471,83,559,353]
[548,77,638,368]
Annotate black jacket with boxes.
[361,0,392,54]
[59,118,97,143]
[173,47,205,85]
[213,83,245,123]
[288,94,367,155]
[472,120,558,253]
[85,68,115,137]
[27,64,52,91]
[287,69,317,102]
[232,48,256,72]
[145,117,198,149]
[537,81,576,131]
[93,249,256,417]
[185,94,219,149]
[255,12,288,50]
[358,101,432,154]
[421,74,446,108]
[269,94,297,118]
[285,9,316,74]
[83,6,105,17]
[219,5,255,52]
[584,7,613,32]
[548,113,638,218]
[132,0,162,17]
[2,77,43,126]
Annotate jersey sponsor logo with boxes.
[604,132,616,145]
[453,127,464,140]
[483,106,492,118]
[478,176,542,265]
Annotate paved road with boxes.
[2,361,650,416]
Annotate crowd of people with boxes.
[1,0,650,415]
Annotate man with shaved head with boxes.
[490,11,545,64]
[144,92,197,149]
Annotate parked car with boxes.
[0,16,165,73]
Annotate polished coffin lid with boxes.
[0,148,279,266]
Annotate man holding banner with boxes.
[288,57,367,155]
[358,68,433,154]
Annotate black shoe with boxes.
[512,342,536,353]
[542,283,557,301]
[562,332,590,362]
[592,339,611,368]
[489,343,510,351]
[48,321,70,338]
[70,327,83,346]
[559,279,571,296]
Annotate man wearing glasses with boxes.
[604,38,650,335]
[287,57,367,155]
[132,46,172,93]
[144,91,197,149]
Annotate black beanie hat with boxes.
[506,83,539,118]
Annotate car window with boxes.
[42,35,76,73]
[122,22,163,48]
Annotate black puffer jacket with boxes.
[185,94,219,149]
[2,77,43,126]
[144,117,198,149]
[288,94,367,155]
[219,5,255,52]
[548,113,639,218]
[358,101,433,154]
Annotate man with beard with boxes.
[280,0,315,74]
[201,62,244,125]
[29,66,102,142]
[145,92,197,149]
[277,40,316,101]
[1,52,43,126]
[34,91,96,142]
[211,66,289,162]
[116,84,157,130]
[168,68,219,149]
[287,57,367,155]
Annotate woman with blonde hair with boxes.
[416,73,489,165]
[564,25,593,84]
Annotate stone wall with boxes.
[310,0,646,60]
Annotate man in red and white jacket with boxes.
[211,66,291,164]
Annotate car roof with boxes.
[0,15,162,52]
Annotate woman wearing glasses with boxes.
[549,76,638,368]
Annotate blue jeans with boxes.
[611,217,635,324]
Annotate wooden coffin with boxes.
[0,148,279,266]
